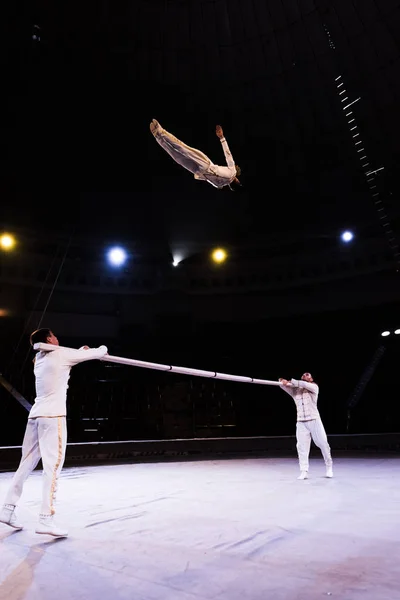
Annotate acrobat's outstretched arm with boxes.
[279,378,295,397]
[216,125,235,168]
[290,379,319,394]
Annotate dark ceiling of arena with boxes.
[3,0,400,255]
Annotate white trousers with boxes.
[154,127,211,175]
[296,418,332,472]
[4,417,67,516]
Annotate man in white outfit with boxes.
[150,119,241,189]
[279,372,333,480]
[0,328,108,537]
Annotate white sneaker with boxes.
[326,467,333,478]
[36,515,68,538]
[0,505,23,530]
[297,471,308,480]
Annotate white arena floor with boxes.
[1,456,400,600]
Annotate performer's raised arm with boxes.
[216,125,235,167]
[279,378,295,397]
[61,345,108,367]
[290,379,319,395]
[216,125,241,185]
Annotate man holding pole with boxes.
[279,372,333,480]
[0,329,107,537]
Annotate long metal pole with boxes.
[34,343,281,386]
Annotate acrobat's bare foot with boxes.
[150,119,162,136]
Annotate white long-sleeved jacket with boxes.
[29,345,108,418]
[194,137,237,188]
[280,379,320,422]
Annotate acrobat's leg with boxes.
[3,419,41,507]
[310,417,333,477]
[296,421,312,479]
[35,416,69,537]
[150,120,211,175]
[0,418,41,530]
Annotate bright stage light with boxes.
[394,329,400,335]
[211,248,227,264]
[172,255,182,267]
[341,231,354,243]
[0,233,16,251]
[107,246,127,267]
[381,331,390,337]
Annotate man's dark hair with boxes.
[30,328,52,347]
[228,179,243,192]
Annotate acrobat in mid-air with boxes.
[150,120,241,190]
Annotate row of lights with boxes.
[1,231,355,268]
[381,330,400,337]
[0,234,228,267]
[108,246,228,267]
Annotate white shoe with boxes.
[297,471,308,480]
[326,467,333,478]
[36,515,68,538]
[0,505,23,530]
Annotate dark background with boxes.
[1,0,400,445]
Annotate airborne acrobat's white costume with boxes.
[280,378,333,479]
[150,119,237,189]
[0,344,107,536]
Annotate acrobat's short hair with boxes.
[30,328,52,347]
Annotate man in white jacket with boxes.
[150,119,241,189]
[0,328,108,537]
[279,372,333,480]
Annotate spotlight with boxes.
[381,331,390,337]
[107,246,127,267]
[172,256,182,267]
[394,329,400,335]
[341,231,354,243]
[211,248,227,264]
[0,233,16,251]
